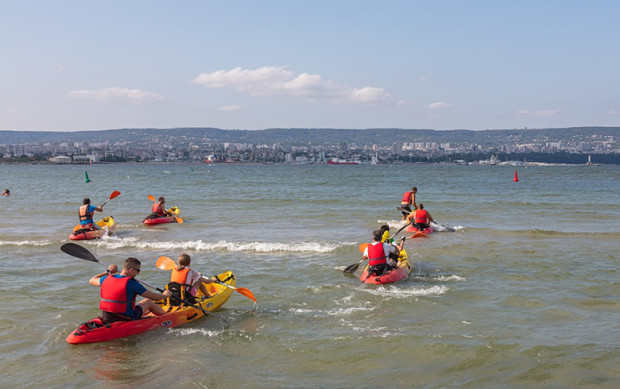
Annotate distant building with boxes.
[49,155,71,164]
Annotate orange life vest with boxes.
[100,276,134,313]
[401,191,413,204]
[170,267,190,285]
[152,202,165,216]
[415,209,428,224]
[367,243,387,266]
[79,204,93,221]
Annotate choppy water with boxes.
[0,163,619,388]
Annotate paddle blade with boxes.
[109,190,121,200]
[358,243,370,253]
[343,263,361,274]
[235,287,257,302]
[156,256,175,270]
[61,243,99,263]
[175,217,184,224]
[72,224,82,232]
[148,195,156,202]
[411,231,426,238]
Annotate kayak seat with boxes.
[166,282,196,306]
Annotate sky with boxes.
[1,0,620,132]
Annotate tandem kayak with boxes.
[68,216,116,241]
[66,271,235,344]
[360,248,411,285]
[143,206,180,225]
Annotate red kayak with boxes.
[68,217,116,241]
[143,206,180,225]
[360,249,411,285]
[406,224,433,237]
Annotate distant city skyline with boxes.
[2,1,620,132]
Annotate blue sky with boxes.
[2,1,619,131]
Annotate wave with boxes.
[91,237,345,253]
[0,239,55,247]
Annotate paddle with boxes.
[156,256,256,302]
[148,195,184,223]
[100,190,121,207]
[60,243,228,325]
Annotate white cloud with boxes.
[517,109,560,118]
[216,104,242,112]
[67,87,164,104]
[607,109,617,116]
[192,66,392,105]
[419,75,431,81]
[428,102,451,110]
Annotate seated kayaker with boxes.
[408,203,434,231]
[78,197,103,231]
[362,229,404,276]
[168,253,215,305]
[147,196,172,219]
[89,257,172,324]
[379,224,403,262]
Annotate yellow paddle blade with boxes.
[148,195,156,202]
[155,256,176,270]
[358,243,370,253]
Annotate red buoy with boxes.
[514,170,519,182]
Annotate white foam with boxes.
[93,238,343,253]
[361,284,449,297]
[0,239,55,246]
[434,275,466,282]
[170,327,222,337]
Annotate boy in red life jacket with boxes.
[362,229,405,276]
[400,187,417,221]
[89,257,172,324]
[409,203,434,231]
[170,253,215,299]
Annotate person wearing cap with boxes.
[362,229,405,276]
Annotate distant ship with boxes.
[327,158,361,165]
[204,154,216,163]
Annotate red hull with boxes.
[143,216,176,225]
[360,260,412,285]
[406,224,434,237]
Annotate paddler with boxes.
[79,197,103,231]
[408,203,434,231]
[169,253,215,301]
[89,257,172,324]
[362,229,404,276]
[148,196,172,219]
[400,186,417,221]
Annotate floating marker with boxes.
[84,171,91,183]
[513,170,519,182]
[191,167,194,172]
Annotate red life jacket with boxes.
[79,204,93,221]
[152,202,165,216]
[401,191,412,204]
[170,267,190,285]
[415,209,428,224]
[100,276,134,313]
[367,243,387,266]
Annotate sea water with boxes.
[0,163,619,388]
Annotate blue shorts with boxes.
[132,305,144,320]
